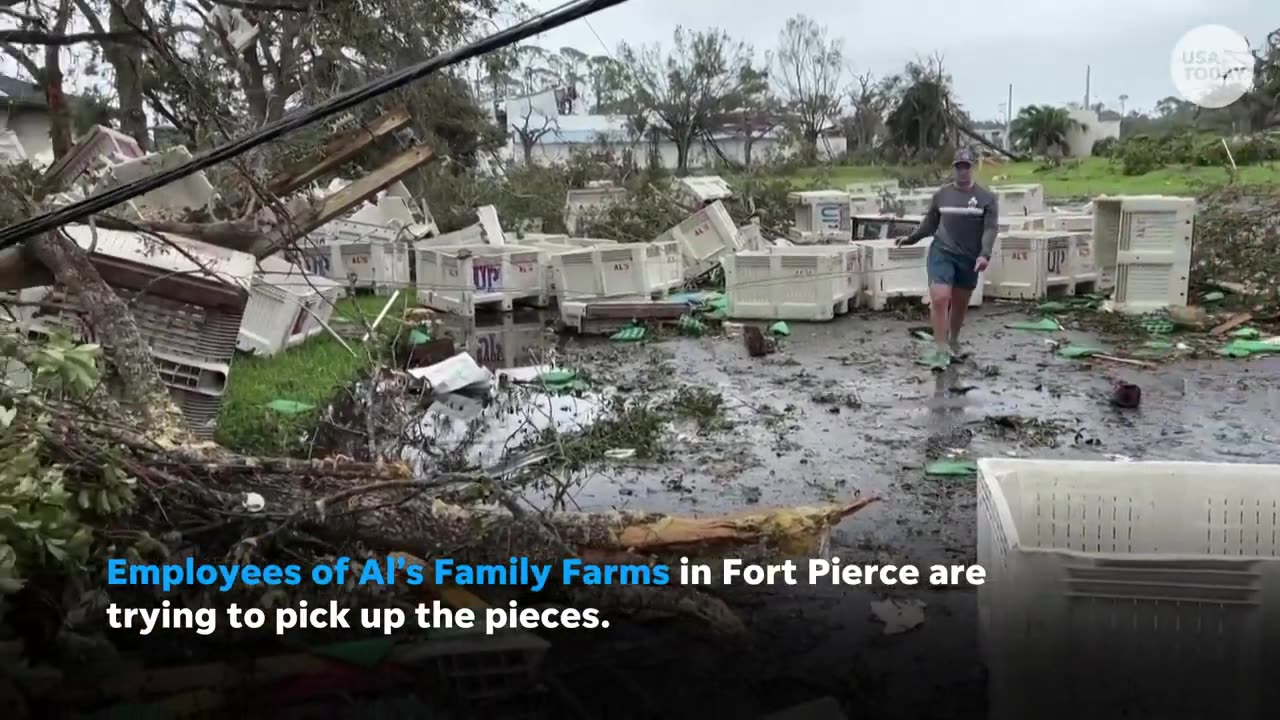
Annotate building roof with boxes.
[0,73,46,108]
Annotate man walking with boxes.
[896,148,998,369]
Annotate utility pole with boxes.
[1006,83,1013,151]
[1084,66,1091,109]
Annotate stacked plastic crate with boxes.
[984,231,1078,300]
[300,218,409,293]
[786,191,852,244]
[415,245,548,317]
[22,225,254,439]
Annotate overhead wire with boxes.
[0,0,630,250]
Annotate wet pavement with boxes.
[430,304,1280,718]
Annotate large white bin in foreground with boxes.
[978,458,1280,720]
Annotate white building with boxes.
[1065,107,1121,158]
[0,74,54,165]
[504,89,846,170]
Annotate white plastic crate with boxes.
[888,192,934,216]
[977,458,1280,720]
[677,175,733,204]
[549,244,649,300]
[666,201,741,278]
[723,250,849,321]
[301,221,410,292]
[564,187,626,235]
[415,244,547,317]
[852,214,924,241]
[644,240,683,294]
[788,191,852,240]
[238,255,343,356]
[414,223,490,248]
[1093,195,1195,312]
[849,193,881,215]
[1066,231,1099,290]
[1039,213,1093,232]
[984,231,1077,300]
[737,223,766,251]
[992,183,1045,217]
[765,244,861,306]
[845,179,900,196]
[859,239,929,311]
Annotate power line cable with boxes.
[0,0,629,250]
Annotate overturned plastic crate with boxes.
[238,255,344,356]
[977,457,1280,720]
[788,190,852,241]
[666,201,742,278]
[984,231,1077,300]
[1092,195,1195,312]
[564,186,627,235]
[677,175,733,204]
[859,239,930,311]
[761,244,861,307]
[549,244,648,300]
[415,244,548,317]
[19,225,252,438]
[723,249,849,321]
[644,240,684,294]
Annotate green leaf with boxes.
[408,329,431,345]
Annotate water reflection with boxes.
[437,308,557,370]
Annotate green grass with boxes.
[216,292,412,456]
[791,158,1280,199]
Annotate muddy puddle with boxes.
[417,304,1280,717]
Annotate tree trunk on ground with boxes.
[28,233,187,444]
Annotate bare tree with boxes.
[846,70,897,151]
[620,27,767,173]
[772,15,844,163]
[511,103,558,165]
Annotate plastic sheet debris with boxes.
[610,326,646,342]
[406,352,492,395]
[925,460,976,476]
[265,400,316,415]
[769,321,791,337]
[1005,318,1062,331]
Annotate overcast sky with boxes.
[527,0,1276,121]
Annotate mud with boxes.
[434,305,1280,718]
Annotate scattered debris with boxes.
[744,326,776,357]
[869,598,926,635]
[925,460,977,477]
[769,321,791,337]
[1211,313,1254,336]
[1006,318,1062,331]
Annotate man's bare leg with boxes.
[948,288,972,357]
[929,283,952,353]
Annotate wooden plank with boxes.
[253,143,434,257]
[1210,312,1253,336]
[267,108,411,195]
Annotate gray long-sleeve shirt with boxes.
[906,183,999,260]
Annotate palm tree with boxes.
[1009,105,1082,156]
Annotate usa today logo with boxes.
[1170,25,1254,109]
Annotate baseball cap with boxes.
[953,148,975,166]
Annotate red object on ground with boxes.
[1110,382,1141,409]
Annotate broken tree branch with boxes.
[0,29,144,46]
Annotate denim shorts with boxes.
[926,244,980,291]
